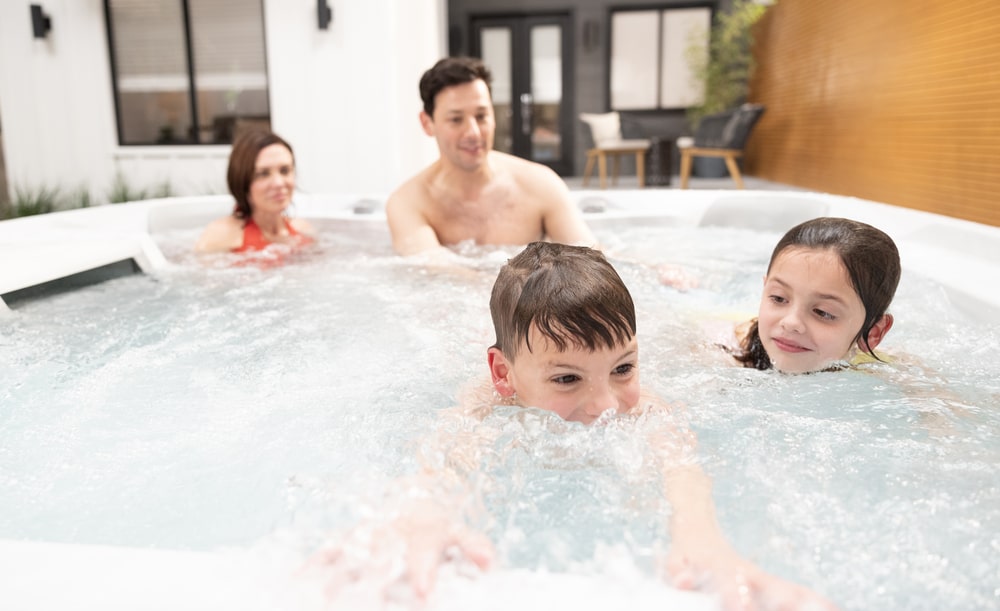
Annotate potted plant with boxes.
[685,0,768,177]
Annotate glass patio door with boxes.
[472,14,573,176]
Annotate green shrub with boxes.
[107,172,146,204]
[107,172,174,203]
[9,184,62,218]
[686,0,769,128]
[69,185,94,209]
[149,179,174,199]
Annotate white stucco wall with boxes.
[0,1,118,201]
[0,0,444,203]
[263,0,444,195]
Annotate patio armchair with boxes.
[678,103,765,189]
[579,112,651,188]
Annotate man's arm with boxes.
[385,183,444,256]
[532,167,598,247]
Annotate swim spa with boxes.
[1,190,998,610]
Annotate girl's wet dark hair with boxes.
[736,217,901,370]
[490,242,636,360]
[227,130,294,220]
[419,57,493,117]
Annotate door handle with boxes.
[520,93,533,136]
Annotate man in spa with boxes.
[386,56,596,256]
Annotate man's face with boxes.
[421,79,495,171]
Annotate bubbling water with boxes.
[0,221,997,610]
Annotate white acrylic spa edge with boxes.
[1,190,997,322]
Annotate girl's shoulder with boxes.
[850,349,894,367]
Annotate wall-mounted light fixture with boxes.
[30,4,52,39]
[318,1,332,30]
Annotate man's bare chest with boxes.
[429,195,544,245]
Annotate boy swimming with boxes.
[317,242,837,610]
[485,242,836,609]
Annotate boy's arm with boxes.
[663,464,839,610]
[313,405,495,602]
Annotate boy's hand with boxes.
[398,502,494,598]
[308,499,493,605]
[665,544,839,611]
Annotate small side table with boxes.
[645,137,675,187]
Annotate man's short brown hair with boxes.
[419,56,493,117]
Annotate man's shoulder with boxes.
[386,166,435,212]
[491,150,555,175]
[490,151,563,191]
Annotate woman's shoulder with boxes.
[195,215,244,253]
[288,217,315,236]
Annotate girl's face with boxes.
[757,247,867,373]
[488,326,640,425]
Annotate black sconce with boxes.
[30,4,52,39]
[318,1,332,30]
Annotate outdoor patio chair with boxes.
[678,103,765,189]
[579,112,651,188]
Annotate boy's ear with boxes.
[487,347,516,397]
[419,111,435,137]
[859,313,894,352]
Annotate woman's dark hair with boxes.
[419,57,493,117]
[490,242,636,361]
[736,217,901,370]
[227,130,294,220]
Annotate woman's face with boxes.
[757,247,866,373]
[247,144,295,215]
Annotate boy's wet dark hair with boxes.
[419,56,493,117]
[490,242,636,360]
[737,217,901,370]
[227,130,294,220]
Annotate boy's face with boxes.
[757,247,867,373]
[420,79,495,172]
[488,325,640,425]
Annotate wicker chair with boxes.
[678,104,765,189]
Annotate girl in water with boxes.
[732,217,901,373]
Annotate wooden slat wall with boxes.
[746,0,1000,227]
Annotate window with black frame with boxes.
[105,0,271,145]
[609,6,712,111]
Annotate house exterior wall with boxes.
[446,0,732,176]
[0,1,118,199]
[0,0,445,202]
